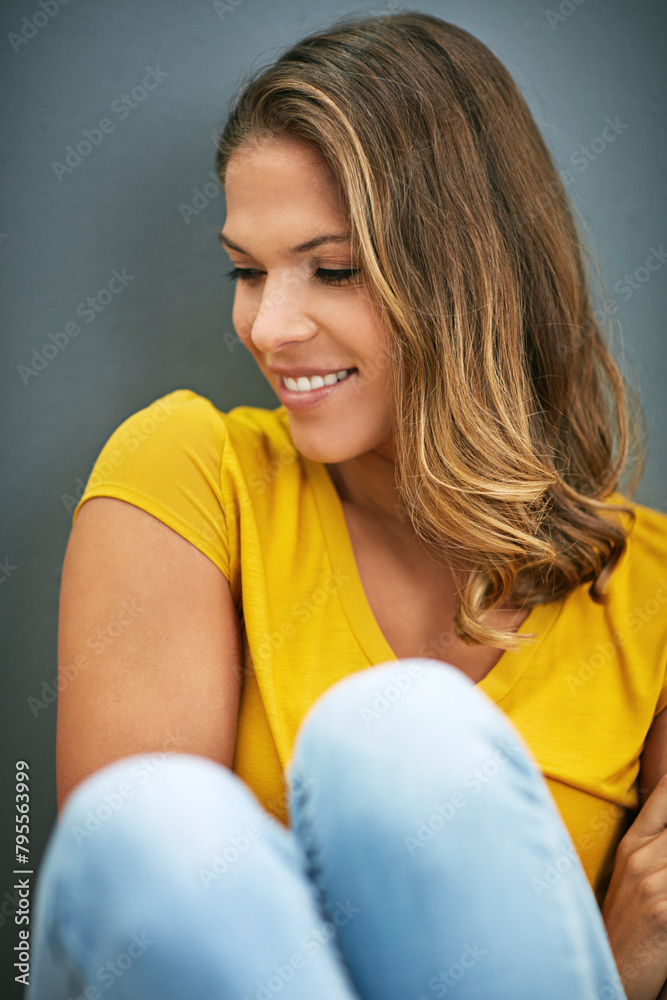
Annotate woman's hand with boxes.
[601,774,667,1000]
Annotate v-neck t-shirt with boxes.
[70,388,667,907]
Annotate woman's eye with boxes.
[315,267,361,286]
[225,266,360,286]
[225,266,260,282]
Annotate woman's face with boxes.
[221,137,395,464]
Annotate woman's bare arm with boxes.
[600,710,667,1000]
[56,496,243,814]
[639,706,667,808]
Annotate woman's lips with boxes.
[277,369,359,410]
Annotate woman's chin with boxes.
[288,427,395,468]
[290,436,358,465]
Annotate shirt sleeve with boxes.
[618,500,667,719]
[71,388,231,580]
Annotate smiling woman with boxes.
[27,10,667,1000]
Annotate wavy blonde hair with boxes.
[214,11,647,650]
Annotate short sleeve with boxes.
[614,499,667,719]
[71,389,231,580]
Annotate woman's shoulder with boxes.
[72,389,227,503]
[596,492,667,628]
[69,387,281,512]
[70,389,295,582]
[611,492,667,578]
[146,388,293,453]
[71,389,297,520]
[544,492,667,643]
[78,388,291,467]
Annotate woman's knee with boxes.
[32,752,295,955]
[57,752,270,871]
[286,658,536,820]
[291,658,518,761]
[31,755,293,988]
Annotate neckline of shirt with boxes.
[296,442,564,704]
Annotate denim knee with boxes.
[285,658,538,825]
[61,753,260,842]
[290,658,527,764]
[50,752,287,904]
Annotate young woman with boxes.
[27,12,667,1000]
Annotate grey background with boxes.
[1,0,665,993]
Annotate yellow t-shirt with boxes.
[70,388,667,907]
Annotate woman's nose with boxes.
[249,271,318,352]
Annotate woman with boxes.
[28,11,667,1000]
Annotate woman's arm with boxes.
[640,709,667,809]
[601,709,667,1000]
[56,496,243,813]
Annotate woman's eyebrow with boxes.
[218,231,351,255]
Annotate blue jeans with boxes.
[26,659,626,999]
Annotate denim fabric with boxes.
[26,659,626,1000]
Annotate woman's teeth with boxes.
[283,369,356,393]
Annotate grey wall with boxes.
[1,0,664,993]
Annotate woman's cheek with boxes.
[231,301,253,345]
